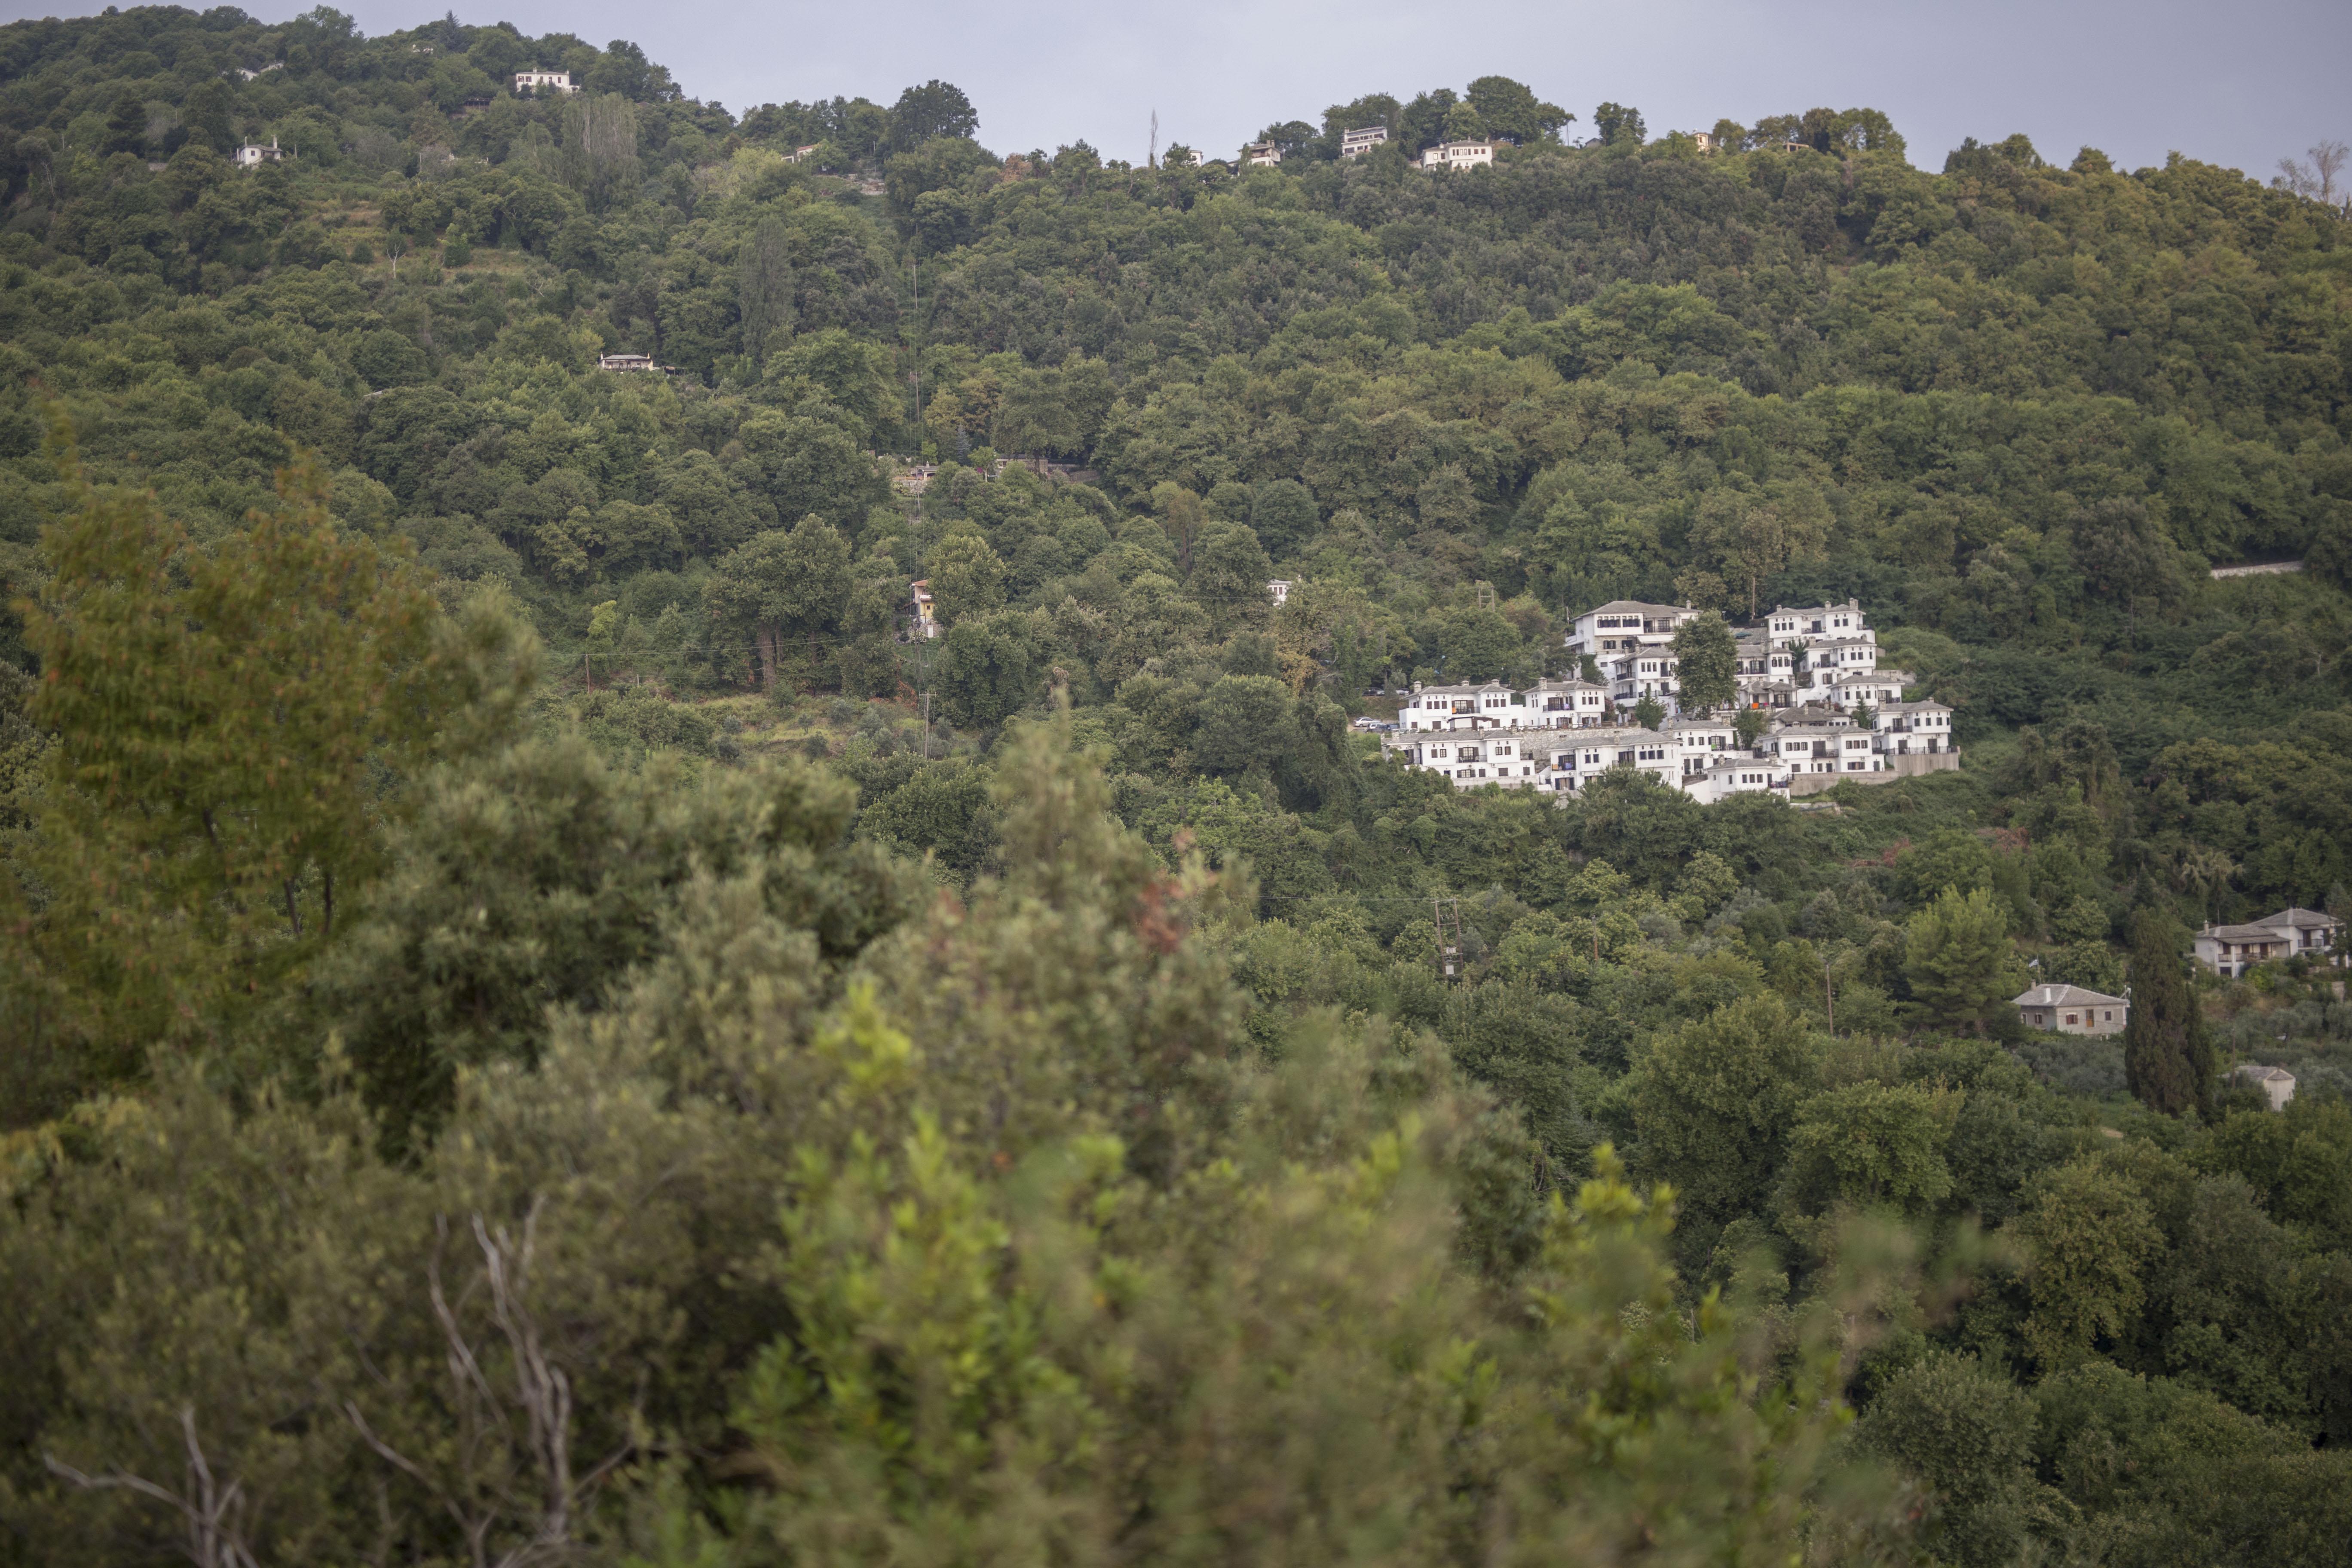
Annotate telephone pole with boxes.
[1434,897,1464,982]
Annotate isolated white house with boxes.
[2014,984,2127,1036]
[1340,126,1389,157]
[513,70,575,95]
[1419,140,1498,170]
[2232,1064,2297,1110]
[232,135,286,168]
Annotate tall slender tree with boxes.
[2123,910,2215,1118]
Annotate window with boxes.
[2102,1011,2113,1021]
[2064,1013,2079,1026]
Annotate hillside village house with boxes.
[513,70,575,94]
[1268,579,1293,606]
[1563,600,1701,709]
[1420,140,1498,171]
[1384,709,1794,800]
[1243,142,1281,165]
[232,136,286,168]
[2233,1064,2297,1110]
[2193,907,2343,977]
[2014,984,2128,1035]
[1340,126,1388,157]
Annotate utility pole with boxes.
[1434,897,1464,981]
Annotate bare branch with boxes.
[45,1405,262,1568]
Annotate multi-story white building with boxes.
[1872,700,1954,756]
[1419,139,1498,171]
[1767,723,1883,779]
[1522,677,1614,727]
[1822,668,1909,710]
[513,70,575,94]
[1396,680,1522,731]
[2194,907,2343,977]
[1682,757,1796,804]
[1340,126,1389,157]
[1565,600,1700,660]
[1733,628,1798,705]
[1243,141,1282,165]
[1563,600,1701,713]
[1383,678,1791,800]
[1759,598,1895,701]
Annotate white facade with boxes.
[1769,724,1883,778]
[1523,677,1613,726]
[1564,600,1700,714]
[1419,140,1498,170]
[1872,700,1954,756]
[1243,141,1282,166]
[514,70,575,94]
[1732,629,1798,704]
[1384,722,1791,800]
[1340,126,1389,157]
[1755,599,1891,703]
[1268,579,1293,606]
[1397,681,1523,732]
[2232,1065,2297,1111]
[232,136,285,168]
[2194,907,2343,977]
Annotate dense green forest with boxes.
[4,7,2352,1565]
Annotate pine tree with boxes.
[2123,909,2215,1118]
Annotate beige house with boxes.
[2014,983,2127,1036]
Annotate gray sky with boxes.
[11,0,2348,182]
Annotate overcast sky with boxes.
[9,0,2347,182]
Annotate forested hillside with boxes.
[4,8,2352,1566]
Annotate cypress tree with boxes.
[2122,910,2215,1118]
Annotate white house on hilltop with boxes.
[1420,140,1498,171]
[513,70,575,95]
[1341,126,1389,158]
[1243,141,1282,166]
